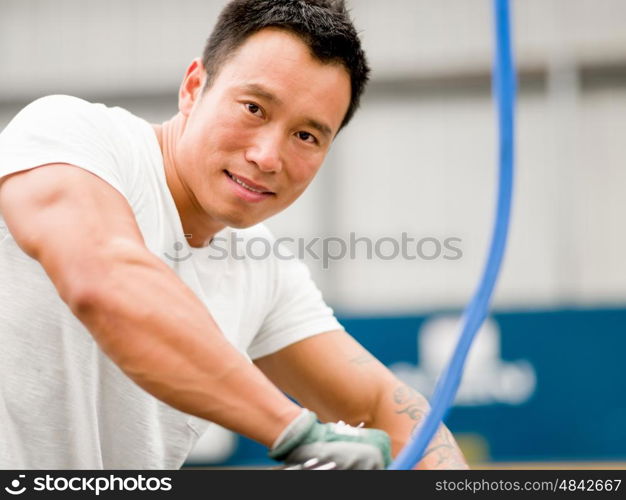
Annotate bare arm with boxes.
[254,329,469,469]
[0,164,300,446]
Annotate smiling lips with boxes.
[225,170,275,202]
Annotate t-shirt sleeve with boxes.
[0,95,133,202]
[247,246,344,360]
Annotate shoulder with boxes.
[28,94,89,107]
[2,95,117,143]
[0,95,145,205]
[13,95,139,132]
[17,94,101,118]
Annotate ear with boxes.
[179,58,206,117]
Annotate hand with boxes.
[269,409,392,470]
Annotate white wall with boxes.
[2,0,625,96]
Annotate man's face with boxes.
[175,28,351,229]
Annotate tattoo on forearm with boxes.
[393,385,427,423]
[422,427,469,469]
[392,385,420,405]
[392,384,468,469]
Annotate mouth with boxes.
[224,170,275,195]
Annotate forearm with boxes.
[369,381,469,469]
[69,241,300,447]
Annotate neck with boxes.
[152,114,225,248]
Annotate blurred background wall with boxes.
[2,0,625,466]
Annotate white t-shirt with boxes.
[0,95,343,469]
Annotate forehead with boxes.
[210,28,351,133]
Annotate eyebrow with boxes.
[242,83,283,106]
[240,83,334,140]
[302,118,333,141]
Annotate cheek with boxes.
[208,109,245,148]
[180,122,242,167]
[285,161,322,197]
[290,151,324,182]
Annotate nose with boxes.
[244,129,284,173]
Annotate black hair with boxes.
[202,0,370,130]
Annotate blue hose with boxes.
[389,0,516,470]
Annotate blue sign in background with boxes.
[191,307,626,467]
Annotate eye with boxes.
[244,102,264,117]
[296,131,318,144]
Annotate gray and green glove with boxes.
[269,409,392,470]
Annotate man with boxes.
[0,0,467,469]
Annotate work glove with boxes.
[269,408,392,470]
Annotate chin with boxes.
[220,210,265,229]
[226,219,258,229]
